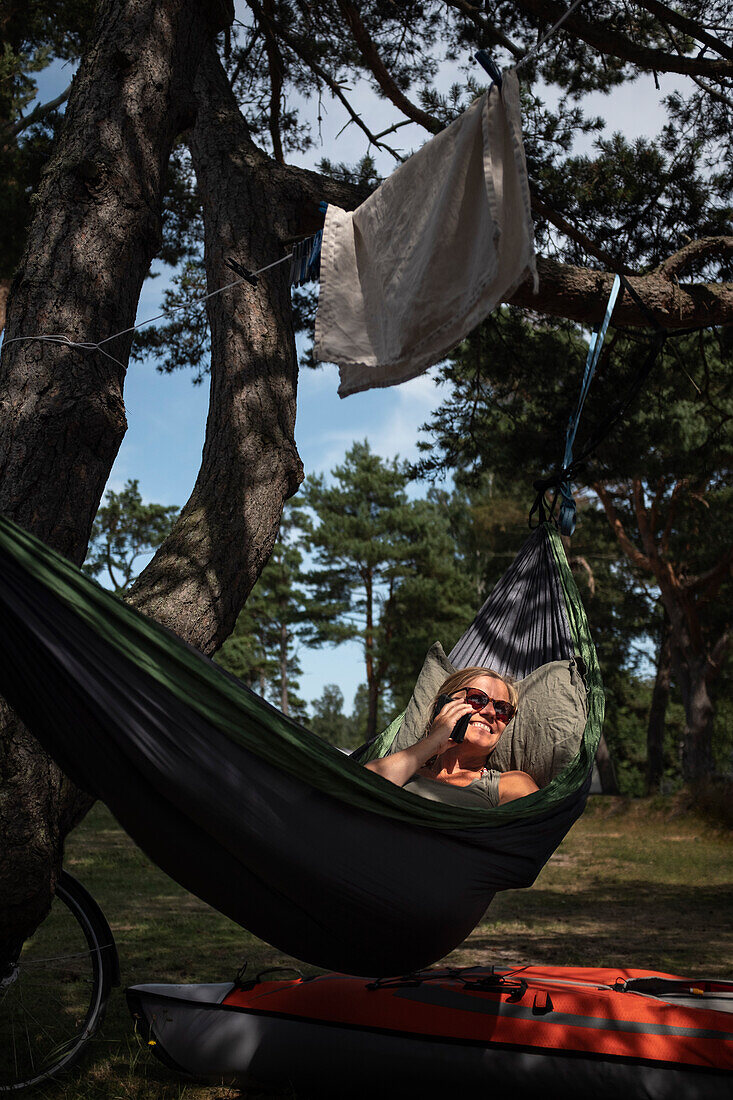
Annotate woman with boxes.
[366,667,538,806]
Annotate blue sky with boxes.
[21,34,678,712]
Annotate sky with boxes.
[20,25,680,712]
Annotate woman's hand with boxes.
[425,695,474,756]
[364,695,474,787]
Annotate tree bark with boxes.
[646,609,672,793]
[672,652,716,781]
[594,731,620,795]
[594,480,731,783]
[127,43,302,651]
[0,0,231,968]
[507,258,733,330]
[0,277,9,334]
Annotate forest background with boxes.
[1,0,731,954]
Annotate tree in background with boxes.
[418,312,732,785]
[216,506,311,718]
[301,442,474,740]
[82,479,179,594]
[308,685,353,749]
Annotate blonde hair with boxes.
[432,666,518,714]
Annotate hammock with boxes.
[0,515,603,977]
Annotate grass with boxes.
[20,795,733,1098]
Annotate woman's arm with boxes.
[497,770,539,804]
[365,698,471,787]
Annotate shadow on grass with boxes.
[453,880,733,974]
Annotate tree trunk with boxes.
[673,652,716,781]
[280,624,289,716]
[0,276,9,334]
[646,610,672,793]
[594,732,620,795]
[126,43,303,650]
[0,0,231,968]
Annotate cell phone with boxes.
[432,694,471,744]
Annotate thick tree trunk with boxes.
[0,277,9,334]
[646,610,672,793]
[127,43,303,650]
[0,0,231,968]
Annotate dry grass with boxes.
[26,794,733,1098]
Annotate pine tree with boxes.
[418,311,733,782]
[301,441,474,739]
[83,480,179,594]
[215,506,312,717]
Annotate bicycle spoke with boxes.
[0,872,115,1092]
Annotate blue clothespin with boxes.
[289,230,323,287]
[474,50,503,90]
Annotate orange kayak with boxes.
[128,965,733,1097]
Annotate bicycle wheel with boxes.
[0,871,119,1092]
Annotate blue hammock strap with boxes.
[556,274,621,535]
[529,274,669,534]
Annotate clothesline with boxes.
[0,249,310,370]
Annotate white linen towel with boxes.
[314,69,538,398]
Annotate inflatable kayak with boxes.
[127,965,733,1098]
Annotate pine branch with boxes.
[262,0,285,162]
[517,0,733,78]
[257,5,407,162]
[3,84,72,141]
[634,0,733,62]
[335,0,443,134]
[440,0,524,59]
[593,483,653,574]
[530,191,634,275]
[655,237,733,280]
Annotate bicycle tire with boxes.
[0,871,119,1093]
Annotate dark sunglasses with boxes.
[462,688,515,722]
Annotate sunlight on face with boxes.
[460,675,512,750]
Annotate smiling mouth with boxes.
[471,719,497,732]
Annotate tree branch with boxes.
[335,0,443,134]
[530,192,634,275]
[706,628,732,684]
[517,0,733,78]
[659,478,686,557]
[441,0,524,59]
[2,84,72,141]
[257,3,407,162]
[634,0,733,62]
[655,237,733,280]
[684,544,733,600]
[507,257,733,330]
[593,483,652,573]
[262,0,285,162]
[128,42,304,652]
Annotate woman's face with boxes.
[457,674,513,754]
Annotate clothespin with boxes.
[225,258,259,287]
[289,230,323,287]
[474,50,503,90]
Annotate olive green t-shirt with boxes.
[404,770,501,808]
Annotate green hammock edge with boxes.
[0,516,603,830]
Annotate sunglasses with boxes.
[462,688,516,722]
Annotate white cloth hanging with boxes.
[314,69,538,398]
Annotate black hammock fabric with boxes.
[0,515,603,977]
